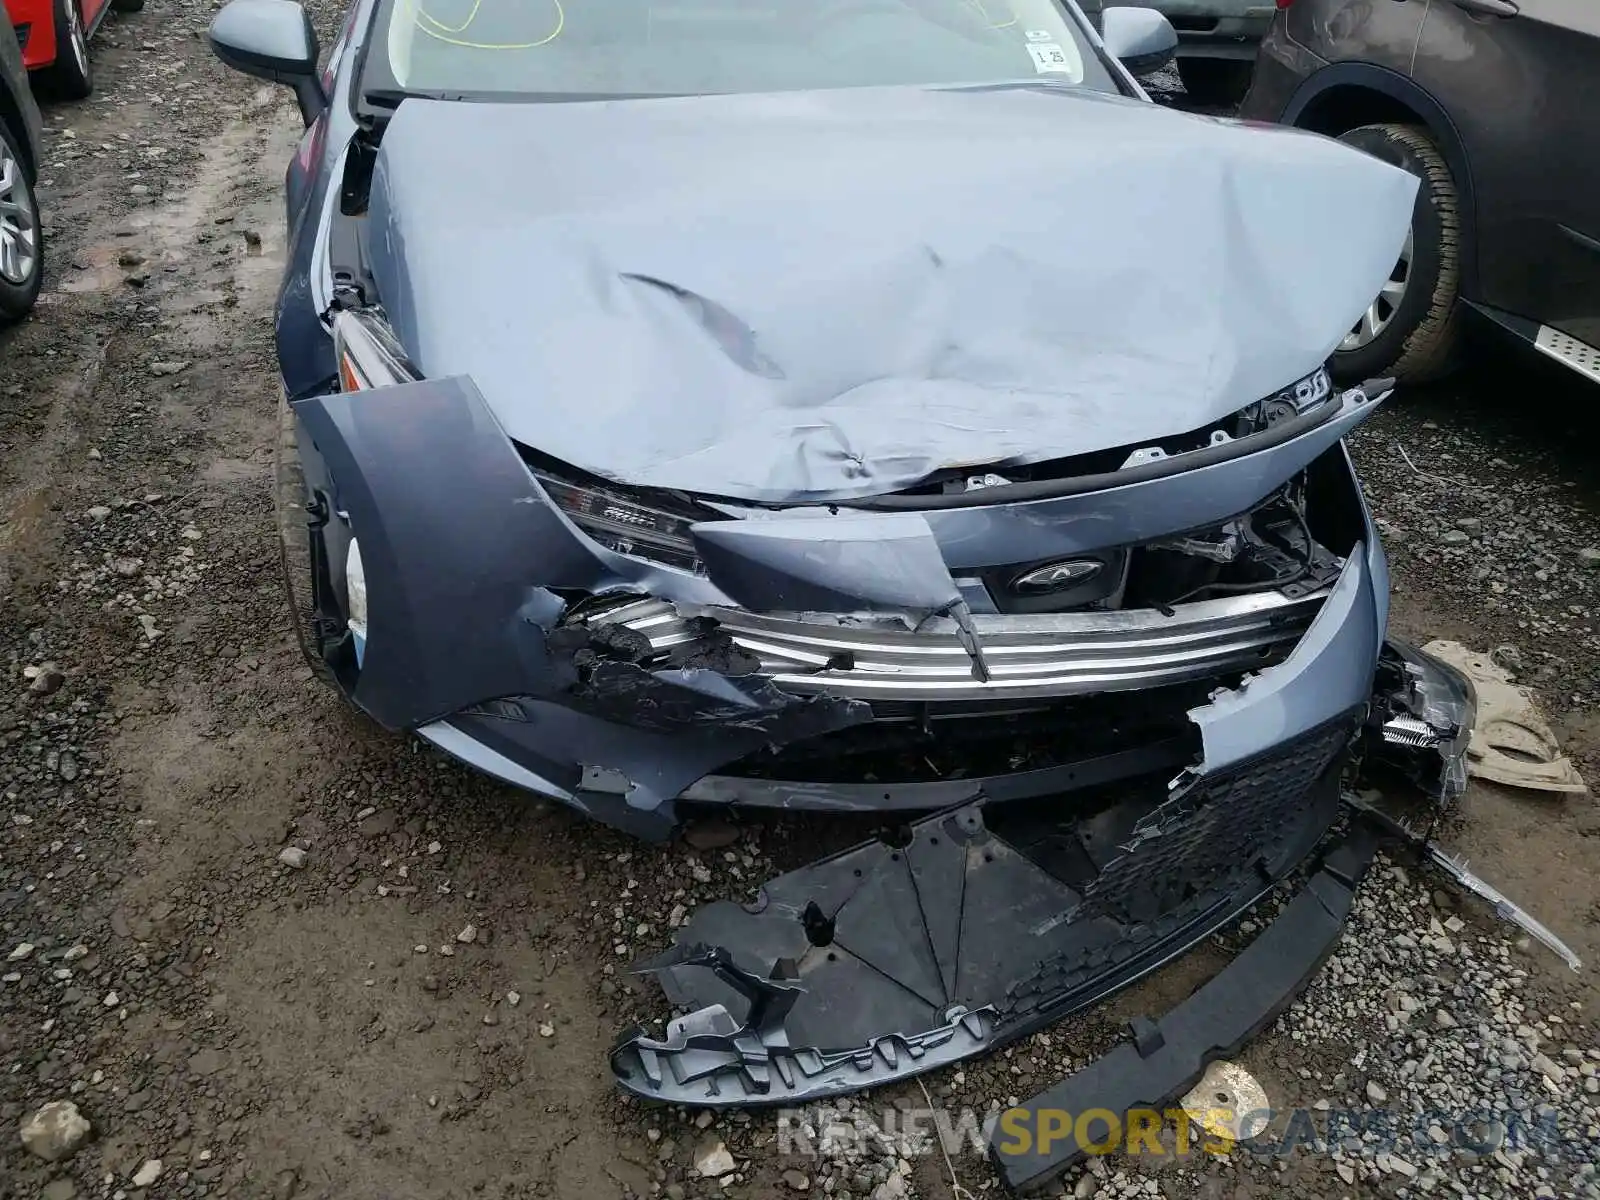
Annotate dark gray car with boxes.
[0,16,44,320]
[1242,0,1600,388]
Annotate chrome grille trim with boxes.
[577,590,1328,702]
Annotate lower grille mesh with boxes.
[1078,717,1355,925]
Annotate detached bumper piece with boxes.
[990,826,1378,1194]
[610,717,1357,1106]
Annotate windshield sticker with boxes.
[1025,29,1054,41]
[1027,42,1072,72]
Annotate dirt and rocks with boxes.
[2,7,1599,1198]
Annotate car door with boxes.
[1284,0,1426,69]
[1413,0,1600,346]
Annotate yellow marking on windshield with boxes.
[416,0,482,33]
[966,0,1018,30]
[413,0,565,49]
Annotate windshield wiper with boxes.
[362,87,467,108]
[361,86,694,108]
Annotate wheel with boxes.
[1331,124,1464,385]
[274,390,339,687]
[0,121,43,322]
[111,0,145,10]
[1176,58,1254,107]
[41,0,93,101]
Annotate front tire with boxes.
[1176,58,1254,107]
[0,122,43,322]
[1331,123,1464,385]
[41,0,94,101]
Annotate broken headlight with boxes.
[533,473,709,575]
[332,308,417,390]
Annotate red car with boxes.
[5,0,142,100]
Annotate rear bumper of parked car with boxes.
[4,0,58,71]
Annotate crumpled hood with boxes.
[366,85,1417,503]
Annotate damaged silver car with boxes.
[212,0,1476,1186]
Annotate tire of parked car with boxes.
[112,0,145,11]
[1331,124,1464,385]
[1175,59,1254,107]
[41,0,93,100]
[0,120,43,322]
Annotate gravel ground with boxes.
[2,11,1598,1199]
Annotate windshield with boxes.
[367,0,1119,100]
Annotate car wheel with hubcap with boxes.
[0,122,43,322]
[42,0,94,100]
[1330,123,1464,385]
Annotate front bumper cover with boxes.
[289,374,1393,839]
[608,643,1471,1111]
[611,715,1358,1106]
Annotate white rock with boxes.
[102,991,119,1008]
[1386,1154,1417,1179]
[19,1101,92,1162]
[456,923,477,944]
[63,945,88,961]
[277,847,308,869]
[131,1159,162,1187]
[693,1138,736,1178]
[6,942,34,961]
[1530,1052,1564,1081]
[506,991,521,1006]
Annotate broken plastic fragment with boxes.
[1180,1060,1270,1147]
[1421,640,1586,795]
[1342,793,1581,973]
[1426,847,1581,973]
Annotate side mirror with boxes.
[1101,7,1179,77]
[208,0,326,126]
